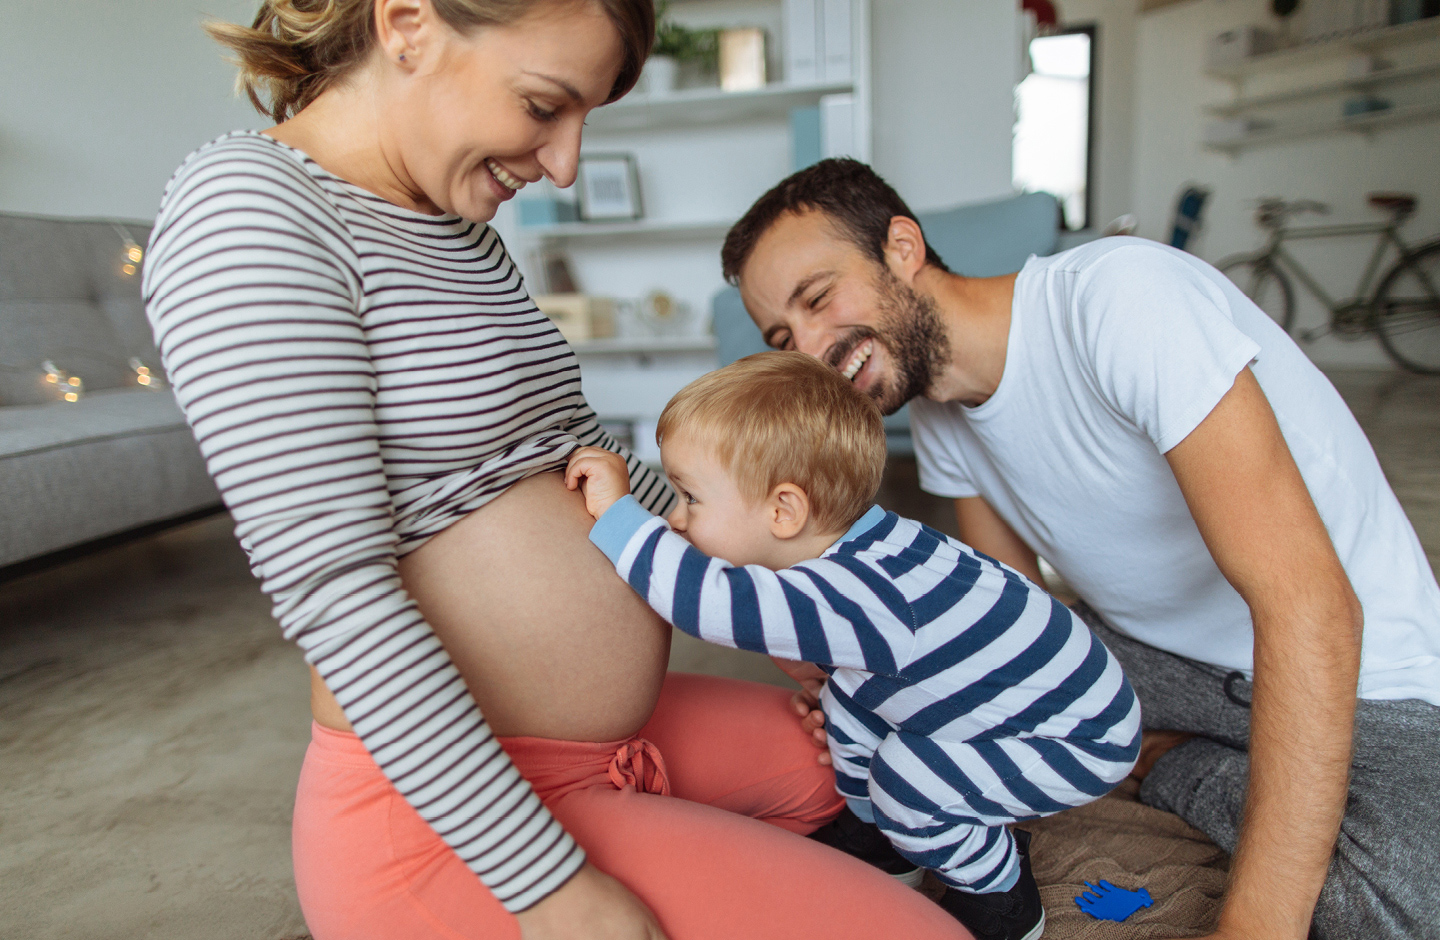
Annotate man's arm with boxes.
[1165,368,1362,940]
[954,496,1045,585]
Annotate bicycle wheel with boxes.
[1217,254,1295,332]
[1375,240,1440,374]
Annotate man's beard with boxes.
[826,268,950,416]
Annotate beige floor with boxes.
[2,368,1436,940]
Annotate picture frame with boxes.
[577,154,643,221]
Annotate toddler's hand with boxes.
[565,446,632,520]
[771,657,830,762]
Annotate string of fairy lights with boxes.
[41,360,84,402]
[16,226,163,404]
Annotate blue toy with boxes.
[1074,880,1153,922]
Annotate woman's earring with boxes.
[398,53,407,62]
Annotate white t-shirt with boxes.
[911,237,1440,705]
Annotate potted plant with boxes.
[645,1,719,95]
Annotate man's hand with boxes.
[565,447,633,520]
[515,862,668,940]
[771,657,830,762]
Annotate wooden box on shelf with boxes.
[534,294,617,344]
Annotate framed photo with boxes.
[577,154,643,221]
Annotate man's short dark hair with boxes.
[721,158,950,285]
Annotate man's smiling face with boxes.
[737,208,950,416]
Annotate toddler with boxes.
[566,352,1140,940]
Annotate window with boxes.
[1013,26,1096,232]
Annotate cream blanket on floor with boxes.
[918,778,1229,938]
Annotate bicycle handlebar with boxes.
[1254,197,1330,214]
[1254,197,1330,229]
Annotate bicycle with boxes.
[1216,193,1440,373]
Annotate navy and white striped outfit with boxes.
[142,132,675,911]
[591,496,1141,893]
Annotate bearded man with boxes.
[721,159,1440,940]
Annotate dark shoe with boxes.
[937,829,1045,940]
[807,805,924,887]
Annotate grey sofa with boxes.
[0,212,219,570]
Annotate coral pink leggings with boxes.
[293,673,969,939]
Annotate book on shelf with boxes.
[783,0,851,85]
[822,0,852,83]
[783,0,820,84]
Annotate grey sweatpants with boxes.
[1075,603,1440,939]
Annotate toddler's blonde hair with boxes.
[657,351,886,533]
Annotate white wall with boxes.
[1099,0,1440,368]
[870,0,1017,212]
[0,1,266,221]
[4,0,1018,301]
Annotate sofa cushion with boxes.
[0,213,158,404]
[0,300,133,402]
[79,220,164,372]
[917,192,1060,278]
[0,387,189,453]
[0,389,219,566]
[0,214,92,302]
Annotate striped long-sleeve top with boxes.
[142,131,675,910]
[590,497,1141,808]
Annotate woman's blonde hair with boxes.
[657,351,887,534]
[207,0,655,123]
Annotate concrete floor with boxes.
[2,368,1436,940]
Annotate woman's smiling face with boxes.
[388,1,623,221]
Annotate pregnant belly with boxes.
[311,471,672,742]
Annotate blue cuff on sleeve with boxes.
[589,494,658,563]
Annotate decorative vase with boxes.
[644,55,680,96]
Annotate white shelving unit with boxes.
[570,336,717,355]
[511,0,872,432]
[587,80,856,132]
[1203,16,1440,154]
[1207,100,1440,153]
[525,218,734,242]
[1207,15,1440,80]
[1205,59,1440,117]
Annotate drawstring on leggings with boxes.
[1223,671,1252,708]
[608,739,671,796]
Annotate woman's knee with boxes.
[644,672,814,762]
[642,672,842,830]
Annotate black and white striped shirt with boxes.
[143,131,675,911]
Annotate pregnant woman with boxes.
[143,1,968,938]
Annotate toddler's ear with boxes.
[768,483,812,540]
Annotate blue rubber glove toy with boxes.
[1074,880,1153,922]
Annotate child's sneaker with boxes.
[937,829,1045,940]
[806,805,924,888]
